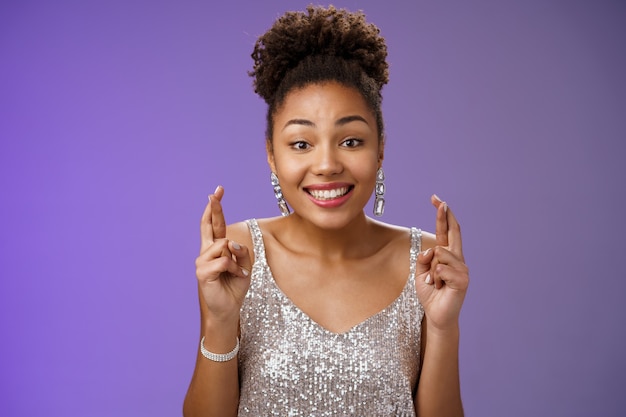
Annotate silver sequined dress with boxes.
[238,219,424,416]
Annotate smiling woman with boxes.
[269,82,381,229]
[183,5,469,417]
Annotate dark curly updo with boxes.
[250,5,389,144]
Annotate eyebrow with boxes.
[282,115,369,131]
[336,115,369,126]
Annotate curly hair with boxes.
[249,5,389,143]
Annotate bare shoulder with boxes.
[249,216,287,241]
[368,218,414,240]
[370,219,436,252]
[225,217,285,261]
[369,219,416,252]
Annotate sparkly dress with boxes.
[238,219,424,416]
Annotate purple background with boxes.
[1,0,625,416]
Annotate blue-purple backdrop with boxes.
[1,1,625,416]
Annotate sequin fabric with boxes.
[238,219,424,416]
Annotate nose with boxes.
[312,144,343,176]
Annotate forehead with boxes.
[274,82,374,125]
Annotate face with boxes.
[268,81,383,229]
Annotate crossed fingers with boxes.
[423,195,466,289]
[200,186,227,252]
[432,194,463,260]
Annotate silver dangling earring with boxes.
[374,168,385,217]
[271,172,291,216]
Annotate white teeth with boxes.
[308,187,349,200]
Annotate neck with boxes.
[279,212,381,260]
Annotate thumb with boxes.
[229,240,253,277]
[416,247,434,281]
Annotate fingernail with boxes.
[242,268,249,277]
[214,185,221,194]
[433,194,443,202]
[443,202,448,213]
[422,248,431,257]
[425,273,432,284]
[232,241,241,250]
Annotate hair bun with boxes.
[250,5,389,104]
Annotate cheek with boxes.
[349,155,380,181]
[356,167,377,184]
[273,157,305,184]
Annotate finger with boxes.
[431,256,457,289]
[429,245,467,288]
[416,247,438,286]
[433,263,470,292]
[229,241,252,277]
[195,239,241,280]
[430,245,466,269]
[417,247,434,264]
[432,195,448,247]
[196,256,249,283]
[199,186,226,252]
[416,247,434,280]
[197,239,232,262]
[446,205,464,260]
[210,186,227,240]
[430,246,469,289]
[431,194,444,207]
[199,197,214,252]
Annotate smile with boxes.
[306,186,351,201]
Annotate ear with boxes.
[266,139,276,173]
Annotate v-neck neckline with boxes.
[248,219,420,337]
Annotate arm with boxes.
[413,196,469,417]
[415,318,463,416]
[183,186,252,417]
[183,294,241,417]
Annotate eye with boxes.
[290,140,310,151]
[341,138,363,148]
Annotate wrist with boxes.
[205,308,240,328]
[202,317,239,353]
[425,319,460,342]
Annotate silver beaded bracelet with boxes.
[200,336,240,362]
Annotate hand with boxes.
[195,186,252,323]
[415,195,469,332]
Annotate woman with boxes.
[184,5,469,417]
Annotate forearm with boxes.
[183,321,240,417]
[414,324,463,417]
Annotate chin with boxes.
[295,210,365,231]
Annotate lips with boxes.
[303,183,354,208]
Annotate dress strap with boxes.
[245,219,266,264]
[409,227,422,279]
